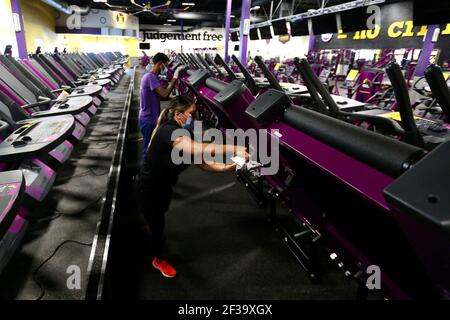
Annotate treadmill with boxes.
[0,60,95,126]
[385,62,450,149]
[57,54,113,90]
[0,85,85,145]
[0,91,78,171]
[0,104,75,213]
[0,170,27,273]
[65,52,124,87]
[424,64,450,123]
[243,55,309,95]
[253,56,364,111]
[31,54,104,106]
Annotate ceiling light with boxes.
[182,2,195,6]
[167,19,176,22]
[173,12,202,19]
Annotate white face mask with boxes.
[160,63,168,74]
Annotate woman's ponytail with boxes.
[149,95,195,145]
[150,107,171,144]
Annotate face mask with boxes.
[160,64,168,75]
[182,116,194,130]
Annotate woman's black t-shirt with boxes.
[139,119,192,189]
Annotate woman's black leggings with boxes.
[137,182,173,258]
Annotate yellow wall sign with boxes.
[336,22,450,41]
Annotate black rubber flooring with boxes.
[107,68,361,300]
[0,75,131,300]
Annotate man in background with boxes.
[139,52,181,160]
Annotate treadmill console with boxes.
[188,69,210,88]
[245,89,291,126]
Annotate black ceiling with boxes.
[63,0,404,28]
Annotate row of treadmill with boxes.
[170,52,450,299]
[0,50,127,274]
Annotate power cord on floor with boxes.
[77,142,116,150]
[56,167,109,183]
[29,195,104,227]
[33,240,93,300]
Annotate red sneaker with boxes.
[143,224,151,234]
[152,257,177,278]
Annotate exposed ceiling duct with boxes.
[41,0,91,16]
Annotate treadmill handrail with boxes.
[231,54,258,95]
[293,58,329,115]
[181,53,195,69]
[0,119,10,134]
[177,53,188,66]
[205,54,225,78]
[0,55,55,100]
[424,64,450,120]
[40,54,75,86]
[214,54,236,81]
[296,58,406,137]
[254,55,284,92]
[295,58,340,117]
[386,62,426,148]
[189,53,202,69]
[196,53,214,75]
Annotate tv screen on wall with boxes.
[340,7,370,32]
[272,19,288,35]
[231,31,239,42]
[290,19,309,36]
[259,26,273,39]
[413,0,450,25]
[311,14,338,35]
[250,28,260,40]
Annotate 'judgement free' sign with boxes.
[141,30,224,43]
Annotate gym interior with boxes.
[0,0,449,303]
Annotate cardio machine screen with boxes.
[259,26,273,39]
[272,19,288,35]
[290,20,309,36]
[340,7,370,33]
[311,13,338,35]
[250,28,260,40]
[413,0,450,25]
[230,31,239,42]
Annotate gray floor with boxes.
[109,67,362,300]
[0,75,130,300]
[137,167,359,300]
